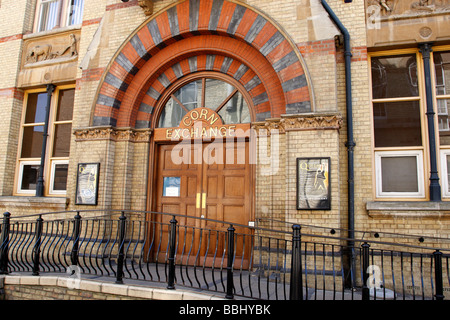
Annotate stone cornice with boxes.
[251,113,343,134]
[74,113,342,141]
[73,126,153,143]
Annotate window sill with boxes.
[0,196,69,212]
[366,201,450,218]
[24,24,82,40]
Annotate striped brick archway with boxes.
[92,0,313,128]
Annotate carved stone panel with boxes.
[366,0,450,47]
[18,28,81,87]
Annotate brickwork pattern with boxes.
[92,0,312,128]
[0,0,448,261]
[1,275,218,300]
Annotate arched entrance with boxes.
[151,73,254,265]
[91,0,313,128]
[89,0,314,265]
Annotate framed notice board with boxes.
[75,163,100,205]
[297,157,331,210]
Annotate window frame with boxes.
[434,45,450,198]
[155,72,254,129]
[49,159,70,195]
[34,0,84,33]
[16,160,41,195]
[370,49,429,200]
[374,150,425,198]
[439,149,450,198]
[15,84,75,197]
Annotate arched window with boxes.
[158,75,251,128]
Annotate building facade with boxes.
[0,0,449,251]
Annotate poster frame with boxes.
[296,157,331,210]
[75,163,100,206]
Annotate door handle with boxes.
[202,193,206,209]
[196,192,207,209]
[196,193,201,209]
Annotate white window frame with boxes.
[375,150,425,198]
[66,0,84,27]
[34,0,84,33]
[49,159,69,195]
[17,160,40,195]
[15,85,74,197]
[440,150,450,198]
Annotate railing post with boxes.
[290,224,303,300]
[0,212,11,275]
[433,250,444,301]
[71,212,81,266]
[32,215,43,276]
[226,224,235,299]
[361,242,370,301]
[116,211,127,284]
[167,216,177,290]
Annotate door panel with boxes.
[153,140,252,267]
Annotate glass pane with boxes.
[52,163,68,191]
[381,156,418,193]
[434,51,450,96]
[56,88,75,121]
[21,126,44,158]
[38,0,61,32]
[218,92,251,124]
[53,123,72,157]
[204,78,235,110]
[158,77,252,127]
[447,155,450,193]
[371,54,418,99]
[438,99,450,145]
[21,164,40,191]
[373,101,422,148]
[174,80,201,111]
[67,0,84,26]
[163,177,180,197]
[158,98,187,128]
[25,92,47,124]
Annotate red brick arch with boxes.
[92,0,312,128]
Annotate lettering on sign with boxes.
[165,107,238,140]
[166,126,237,139]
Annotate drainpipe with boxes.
[36,84,55,197]
[320,0,355,287]
[419,43,441,201]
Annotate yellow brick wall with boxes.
[0,0,449,253]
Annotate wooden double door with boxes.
[153,139,253,266]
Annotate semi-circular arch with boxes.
[91,0,313,128]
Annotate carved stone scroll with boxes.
[251,113,343,135]
[73,127,153,143]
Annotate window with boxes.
[371,52,426,198]
[16,86,74,196]
[371,46,450,200]
[375,151,425,198]
[158,76,251,128]
[35,0,84,32]
[436,50,450,197]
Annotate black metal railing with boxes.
[0,210,449,300]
